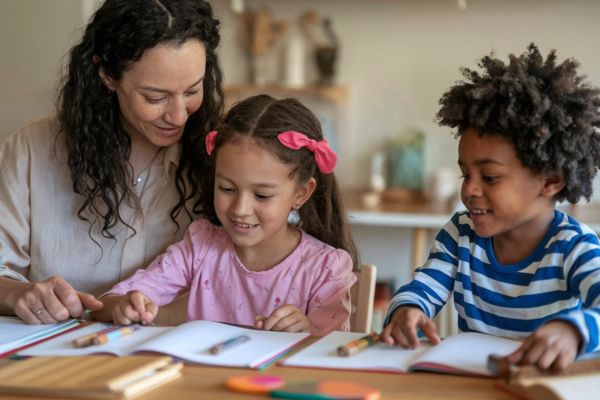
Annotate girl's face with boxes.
[458,127,557,242]
[214,138,315,267]
[101,39,206,149]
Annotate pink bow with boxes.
[205,130,218,155]
[277,131,337,174]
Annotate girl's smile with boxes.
[213,137,315,270]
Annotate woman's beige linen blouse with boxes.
[0,116,194,296]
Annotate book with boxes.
[281,331,522,377]
[495,357,600,400]
[19,320,310,369]
[0,316,80,356]
[0,355,182,399]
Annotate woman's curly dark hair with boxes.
[57,0,224,239]
[436,43,600,203]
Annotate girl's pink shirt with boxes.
[106,219,356,335]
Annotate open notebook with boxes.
[0,316,80,356]
[281,331,522,377]
[19,320,309,369]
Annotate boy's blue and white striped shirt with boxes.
[385,210,600,355]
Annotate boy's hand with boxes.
[112,291,158,325]
[504,320,581,372]
[255,304,310,333]
[381,305,440,349]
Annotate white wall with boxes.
[212,0,600,194]
[0,0,85,138]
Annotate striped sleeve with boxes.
[384,214,460,324]
[550,230,600,354]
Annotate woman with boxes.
[0,0,223,324]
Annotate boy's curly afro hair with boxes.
[436,43,600,203]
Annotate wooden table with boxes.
[150,365,514,400]
[0,360,514,399]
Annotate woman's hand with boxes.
[380,305,440,348]
[10,276,103,324]
[111,291,158,325]
[255,304,310,333]
[504,321,581,372]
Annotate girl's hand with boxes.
[11,276,103,324]
[504,321,581,372]
[255,304,310,332]
[380,305,440,349]
[112,291,158,325]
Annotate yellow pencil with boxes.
[337,332,380,357]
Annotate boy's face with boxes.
[458,127,555,240]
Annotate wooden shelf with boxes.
[224,84,348,103]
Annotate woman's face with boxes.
[101,39,206,149]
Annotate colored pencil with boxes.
[91,325,141,346]
[72,325,120,348]
[337,332,380,357]
[209,335,251,355]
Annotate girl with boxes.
[94,95,359,335]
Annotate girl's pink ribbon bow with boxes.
[205,130,218,155]
[277,131,337,174]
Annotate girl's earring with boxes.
[288,205,301,225]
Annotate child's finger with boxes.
[271,313,300,331]
[537,346,560,371]
[551,350,574,373]
[505,337,533,364]
[263,305,295,331]
[284,319,309,333]
[129,292,148,313]
[113,305,134,325]
[140,302,158,324]
[418,317,440,345]
[380,324,396,345]
[403,323,420,349]
[254,315,266,329]
[394,327,411,349]
[520,341,546,366]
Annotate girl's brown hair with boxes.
[201,94,359,269]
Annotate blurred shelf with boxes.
[344,190,452,228]
[224,84,348,103]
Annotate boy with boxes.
[382,44,600,372]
